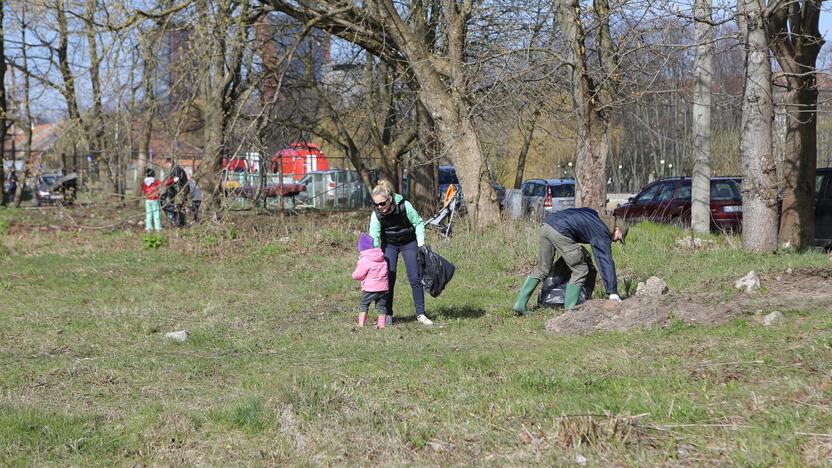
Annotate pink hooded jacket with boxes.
[351,247,389,292]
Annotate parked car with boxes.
[33,172,77,206]
[815,167,832,246]
[297,169,370,209]
[613,176,743,232]
[403,165,505,209]
[520,178,576,220]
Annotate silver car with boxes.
[520,179,576,220]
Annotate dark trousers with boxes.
[358,291,388,313]
[382,240,425,317]
[192,200,201,222]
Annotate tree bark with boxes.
[768,0,824,249]
[738,0,779,252]
[691,0,713,233]
[514,108,540,189]
[0,2,6,206]
[84,0,116,202]
[193,0,251,207]
[14,7,34,208]
[554,0,614,212]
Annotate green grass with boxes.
[1,207,831,464]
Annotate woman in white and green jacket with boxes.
[369,181,433,326]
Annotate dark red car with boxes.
[815,167,832,246]
[613,177,743,232]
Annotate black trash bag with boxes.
[417,245,455,298]
[161,166,191,227]
[537,246,597,308]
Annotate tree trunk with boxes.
[266,0,500,228]
[555,0,613,211]
[768,0,824,249]
[779,86,818,248]
[514,108,540,189]
[738,0,778,252]
[691,0,713,233]
[85,0,116,202]
[0,2,6,207]
[382,0,498,227]
[133,32,160,204]
[14,8,34,208]
[192,0,250,208]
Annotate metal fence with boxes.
[295,170,371,211]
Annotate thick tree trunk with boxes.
[768,1,824,249]
[691,0,713,233]
[382,0,498,227]
[555,0,611,211]
[193,0,249,208]
[738,0,779,252]
[778,86,818,247]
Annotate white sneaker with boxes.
[385,315,393,327]
[417,315,433,325]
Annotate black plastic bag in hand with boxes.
[417,245,455,298]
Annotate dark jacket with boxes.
[374,198,417,245]
[543,208,617,294]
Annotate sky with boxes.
[8,3,832,122]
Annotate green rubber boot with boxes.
[512,276,541,316]
[564,283,582,310]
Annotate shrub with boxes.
[142,233,167,249]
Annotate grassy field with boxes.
[1,206,831,465]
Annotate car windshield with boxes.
[439,169,458,185]
[41,175,57,186]
[676,181,741,201]
[711,181,741,200]
[549,184,575,198]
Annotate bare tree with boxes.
[12,4,35,208]
[768,0,824,249]
[738,0,778,251]
[554,0,616,211]
[691,0,714,232]
[191,0,262,205]
[262,0,501,228]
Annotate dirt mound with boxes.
[546,269,832,334]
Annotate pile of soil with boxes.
[546,268,832,334]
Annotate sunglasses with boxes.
[373,198,391,208]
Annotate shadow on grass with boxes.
[431,305,486,320]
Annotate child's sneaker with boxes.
[358,312,367,327]
[417,315,433,325]
[376,315,386,329]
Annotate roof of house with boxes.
[3,123,61,155]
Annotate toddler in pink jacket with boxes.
[351,232,389,328]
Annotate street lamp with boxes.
[667,163,673,176]
[660,159,665,177]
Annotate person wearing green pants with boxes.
[142,168,162,232]
[513,208,628,315]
